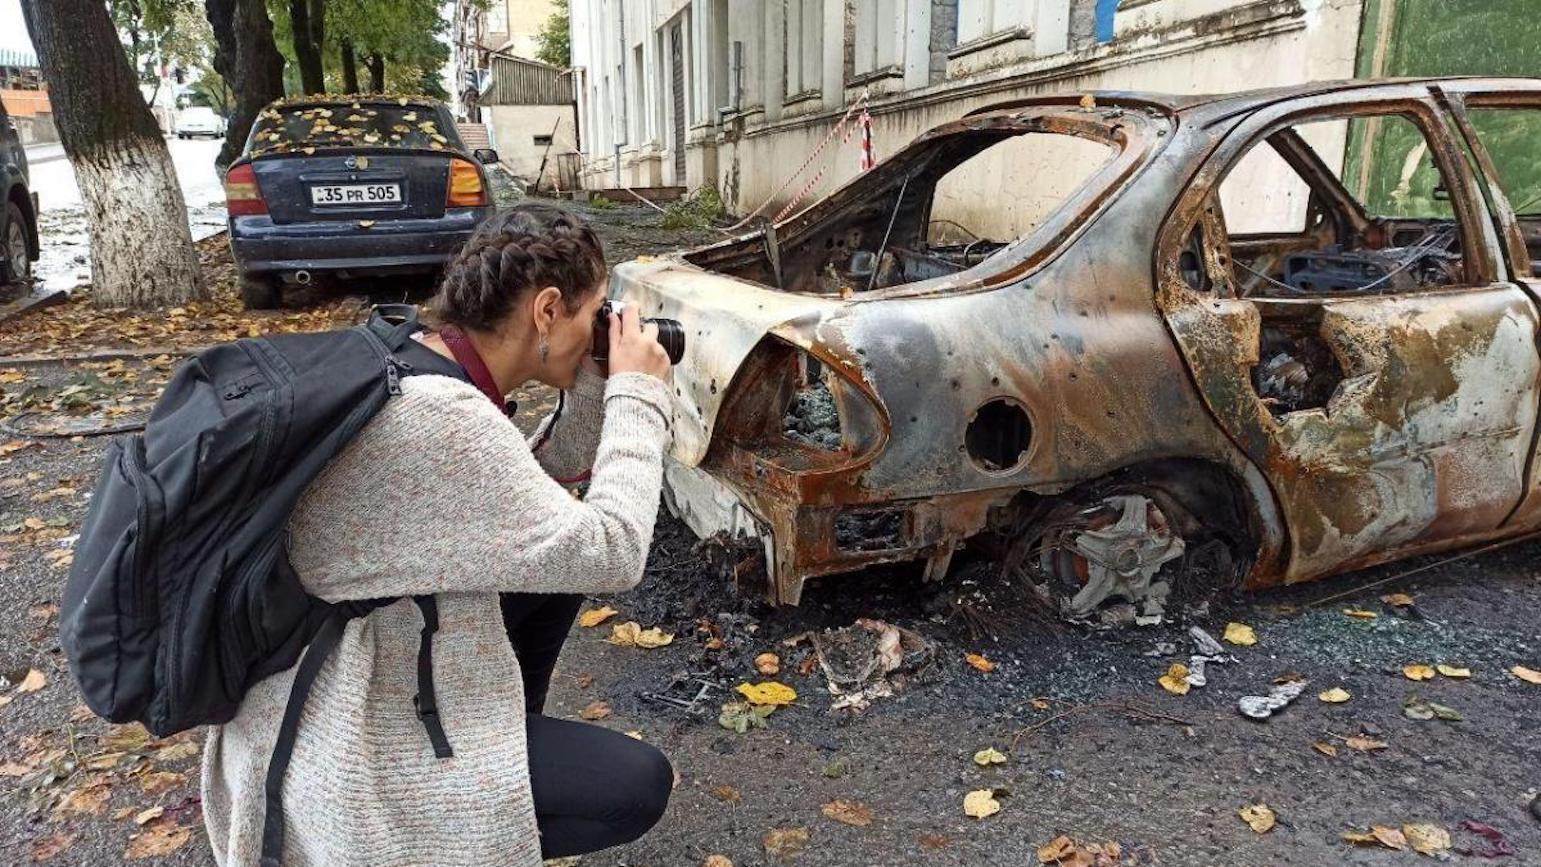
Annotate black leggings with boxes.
[501,593,672,858]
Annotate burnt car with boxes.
[614,78,1541,614]
[1,114,39,290]
[225,96,498,308]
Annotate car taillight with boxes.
[224,164,267,216]
[447,158,488,207]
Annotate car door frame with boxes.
[1153,85,1541,584]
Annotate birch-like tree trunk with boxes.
[21,0,204,308]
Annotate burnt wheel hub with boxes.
[1048,494,1185,616]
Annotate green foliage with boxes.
[534,0,571,68]
[265,0,449,96]
[588,193,617,210]
[110,0,207,86]
[661,185,724,230]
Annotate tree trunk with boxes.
[340,37,359,93]
[365,53,384,93]
[288,0,324,94]
[20,0,204,308]
[205,0,286,169]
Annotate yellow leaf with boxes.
[965,653,995,673]
[124,821,191,860]
[962,789,1001,819]
[973,747,1008,767]
[1402,664,1436,681]
[735,681,797,707]
[704,856,733,867]
[133,806,164,825]
[1342,831,1380,845]
[1037,835,1076,863]
[1402,823,1451,855]
[357,220,376,229]
[762,827,809,859]
[1381,592,1415,607]
[1510,665,1541,684]
[754,652,781,676]
[1342,608,1378,619]
[1435,664,1471,679]
[608,621,674,648]
[1313,741,1338,757]
[1371,826,1407,850]
[821,799,874,826]
[1223,622,1258,646]
[1158,663,1191,695]
[56,782,111,816]
[1079,94,1097,110]
[1318,687,1351,703]
[578,606,619,628]
[16,668,46,693]
[1238,803,1276,834]
[138,770,186,796]
[1030,697,1051,710]
[1343,735,1388,752]
[579,700,611,720]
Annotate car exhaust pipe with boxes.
[293,270,312,285]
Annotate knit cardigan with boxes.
[200,368,672,866]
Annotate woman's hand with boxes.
[606,304,671,381]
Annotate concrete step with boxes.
[456,122,492,151]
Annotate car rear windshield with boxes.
[248,101,457,157]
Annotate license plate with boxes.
[310,183,401,205]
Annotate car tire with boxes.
[3,201,33,286]
[239,275,282,309]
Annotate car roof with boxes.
[965,77,1541,122]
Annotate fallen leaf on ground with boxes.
[709,784,740,804]
[962,789,1001,819]
[1313,741,1338,757]
[703,856,733,867]
[1037,835,1076,863]
[1318,687,1351,703]
[918,832,950,849]
[1403,697,1462,721]
[1510,665,1541,684]
[1381,592,1415,607]
[717,701,773,733]
[124,820,192,859]
[821,799,874,827]
[973,747,1008,767]
[1344,735,1388,752]
[103,723,152,752]
[1402,664,1436,681]
[154,741,200,763]
[735,682,797,707]
[964,653,995,673]
[762,827,810,860]
[608,621,674,648]
[1435,664,1471,679]
[138,770,186,796]
[754,653,781,676]
[575,673,594,689]
[29,831,76,862]
[1403,823,1450,855]
[1342,608,1378,619]
[56,782,111,815]
[1223,622,1258,646]
[1372,826,1407,850]
[16,668,46,693]
[1079,94,1097,109]
[579,701,611,721]
[1159,663,1191,695]
[1239,803,1277,834]
[578,606,619,628]
[133,806,164,825]
[1030,697,1051,710]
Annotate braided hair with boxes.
[432,203,608,331]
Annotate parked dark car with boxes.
[1,115,40,291]
[225,96,499,308]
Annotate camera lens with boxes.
[653,319,685,365]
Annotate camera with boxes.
[592,300,685,366]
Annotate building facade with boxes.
[0,48,56,145]
[452,0,560,120]
[569,0,1536,221]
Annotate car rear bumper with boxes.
[230,207,490,277]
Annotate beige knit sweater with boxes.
[200,368,672,866]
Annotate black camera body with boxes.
[592,300,685,365]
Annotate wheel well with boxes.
[7,184,39,259]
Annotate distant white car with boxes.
[176,107,226,139]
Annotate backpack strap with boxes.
[411,595,453,758]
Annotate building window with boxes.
[533,134,554,146]
[853,0,902,76]
[784,0,823,98]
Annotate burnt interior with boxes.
[1251,305,1346,416]
[965,399,1033,471]
[683,114,1118,296]
[833,509,905,552]
[1225,127,1467,299]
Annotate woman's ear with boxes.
[531,286,564,335]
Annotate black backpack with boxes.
[61,304,465,865]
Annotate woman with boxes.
[202,204,676,866]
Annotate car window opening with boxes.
[1219,115,1466,299]
[684,124,1119,296]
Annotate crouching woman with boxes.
[202,204,676,866]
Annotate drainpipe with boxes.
[615,2,628,189]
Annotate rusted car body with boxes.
[611,78,1541,610]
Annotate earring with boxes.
[539,336,549,364]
